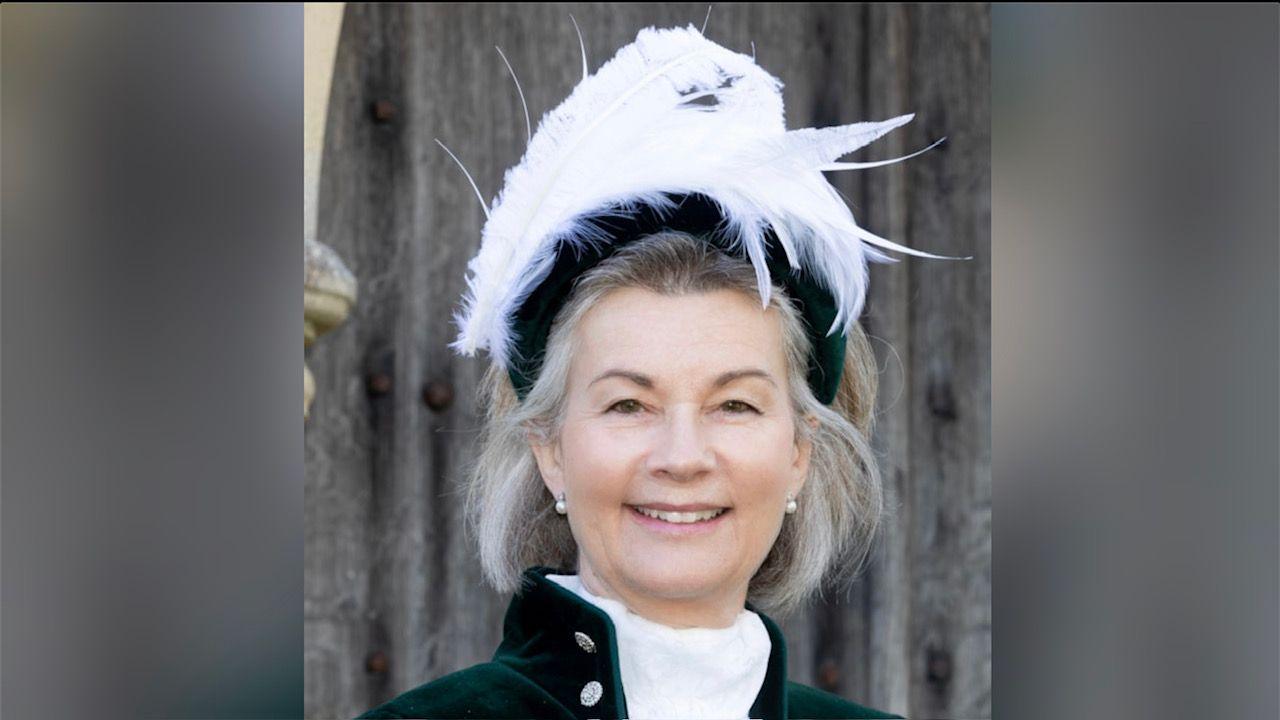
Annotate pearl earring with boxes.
[554,492,567,515]
[785,495,798,515]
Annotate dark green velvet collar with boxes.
[506,194,848,405]
[494,566,788,719]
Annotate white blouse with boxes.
[547,574,772,720]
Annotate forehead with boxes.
[569,287,789,383]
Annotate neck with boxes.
[576,562,747,629]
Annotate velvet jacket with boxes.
[357,567,900,720]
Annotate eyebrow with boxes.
[588,368,777,390]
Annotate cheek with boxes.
[717,426,798,527]
[716,421,798,478]
[559,424,643,499]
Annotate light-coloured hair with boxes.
[464,231,884,616]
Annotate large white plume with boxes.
[446,23,952,368]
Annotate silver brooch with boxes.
[580,680,603,707]
[574,631,597,653]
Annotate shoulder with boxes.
[355,662,565,719]
[786,680,904,719]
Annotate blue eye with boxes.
[607,399,644,414]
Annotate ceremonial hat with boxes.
[442,23,960,404]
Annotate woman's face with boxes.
[530,287,811,626]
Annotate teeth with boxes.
[635,507,726,524]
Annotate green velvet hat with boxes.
[443,24,955,404]
[504,193,850,404]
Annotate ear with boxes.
[527,430,564,497]
[790,414,818,496]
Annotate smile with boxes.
[633,506,727,523]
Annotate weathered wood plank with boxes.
[861,4,915,714]
[901,4,992,718]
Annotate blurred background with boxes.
[303,4,989,719]
[2,5,1274,720]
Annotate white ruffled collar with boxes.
[547,573,772,720]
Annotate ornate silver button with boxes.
[574,631,597,653]
[580,680,603,707]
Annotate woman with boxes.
[359,22,950,720]
[360,231,896,719]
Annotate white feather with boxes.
[449,24,953,367]
[495,46,531,144]
[569,15,589,81]
[821,136,948,170]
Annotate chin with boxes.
[623,559,732,600]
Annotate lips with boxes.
[633,506,727,523]
[626,503,732,530]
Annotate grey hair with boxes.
[463,231,884,617]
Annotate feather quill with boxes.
[449,24,955,367]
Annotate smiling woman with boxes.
[357,231,897,720]
[354,19,945,720]
[510,232,883,628]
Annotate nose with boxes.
[644,405,716,481]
